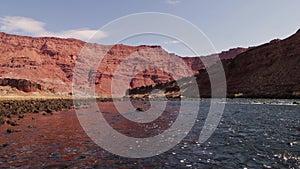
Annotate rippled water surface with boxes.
[0,99,299,168]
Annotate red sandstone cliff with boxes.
[130,30,300,99]
[0,32,245,97]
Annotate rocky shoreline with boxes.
[1,97,298,128]
[0,99,74,131]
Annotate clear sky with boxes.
[1,0,300,56]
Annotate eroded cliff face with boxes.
[0,32,85,94]
[0,78,42,92]
[130,30,300,99]
[0,32,245,97]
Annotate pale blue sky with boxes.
[1,0,300,56]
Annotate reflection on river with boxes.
[0,99,299,168]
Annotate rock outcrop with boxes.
[0,78,42,92]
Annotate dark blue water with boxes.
[93,99,300,169]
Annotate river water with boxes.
[0,99,299,168]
